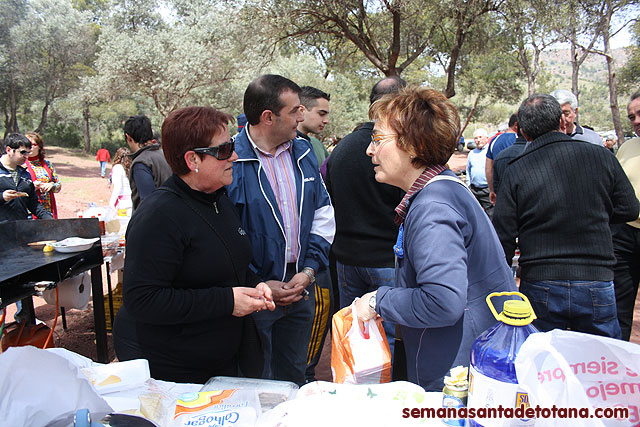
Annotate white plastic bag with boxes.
[515,329,640,426]
[331,300,391,384]
[0,347,112,426]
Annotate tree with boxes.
[618,20,640,90]
[504,0,560,95]
[0,0,95,136]
[0,0,28,136]
[92,0,261,117]
[269,0,502,97]
[552,0,638,140]
[455,28,524,135]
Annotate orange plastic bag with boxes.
[1,322,55,351]
[331,301,391,384]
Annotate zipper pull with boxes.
[213,201,219,214]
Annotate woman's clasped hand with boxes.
[232,282,276,316]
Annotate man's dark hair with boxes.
[3,133,31,151]
[299,86,330,110]
[631,91,640,101]
[370,76,407,105]
[123,115,153,144]
[508,113,518,128]
[517,94,562,141]
[243,74,301,126]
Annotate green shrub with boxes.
[45,123,83,148]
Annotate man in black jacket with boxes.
[0,134,52,222]
[324,77,406,355]
[493,94,639,338]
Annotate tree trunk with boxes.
[602,8,624,143]
[83,101,91,153]
[570,29,580,105]
[459,95,480,139]
[443,27,465,98]
[6,80,20,135]
[35,102,50,135]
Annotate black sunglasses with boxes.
[192,140,235,160]
[15,149,29,156]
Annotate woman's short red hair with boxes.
[162,106,234,175]
[369,86,460,167]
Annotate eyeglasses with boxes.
[370,132,394,148]
[14,149,29,156]
[192,140,235,160]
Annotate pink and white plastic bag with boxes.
[515,329,640,426]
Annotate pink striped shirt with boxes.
[251,139,300,263]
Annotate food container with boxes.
[49,237,100,253]
[201,376,298,412]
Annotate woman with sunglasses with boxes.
[352,87,516,391]
[113,106,275,383]
[25,132,61,218]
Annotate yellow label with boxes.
[515,392,530,409]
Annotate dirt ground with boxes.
[7,146,639,380]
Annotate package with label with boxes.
[169,389,261,427]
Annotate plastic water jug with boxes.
[467,292,539,427]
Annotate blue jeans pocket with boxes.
[589,283,617,323]
[521,282,550,319]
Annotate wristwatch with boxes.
[301,267,316,284]
[369,294,377,311]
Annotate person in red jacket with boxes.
[96,145,111,178]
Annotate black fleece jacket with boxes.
[325,122,404,268]
[114,175,260,382]
[493,131,639,281]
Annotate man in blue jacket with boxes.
[227,74,335,385]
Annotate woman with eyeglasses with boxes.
[113,106,275,383]
[352,87,516,391]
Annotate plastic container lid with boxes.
[486,291,537,326]
[201,376,298,412]
[503,300,530,319]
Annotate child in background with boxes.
[109,147,132,212]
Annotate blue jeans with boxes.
[100,161,107,177]
[520,279,621,339]
[253,282,316,386]
[337,262,396,360]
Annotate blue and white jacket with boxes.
[226,127,335,281]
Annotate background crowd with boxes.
[1,74,639,392]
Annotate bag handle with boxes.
[348,300,374,339]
